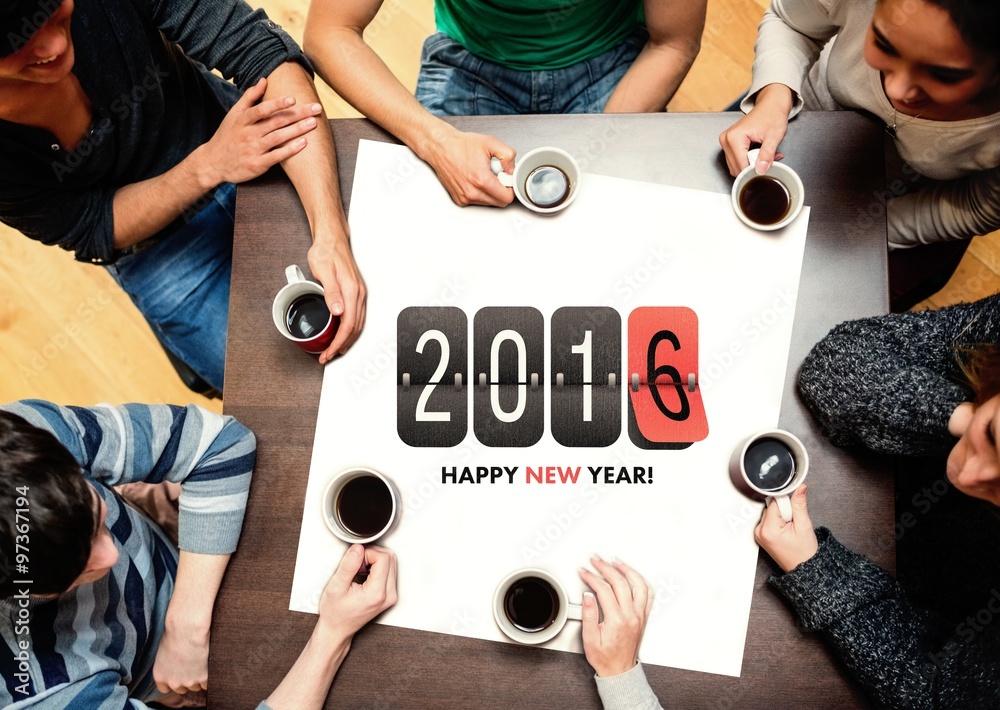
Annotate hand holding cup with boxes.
[731,148,804,231]
[754,485,819,573]
[317,544,398,641]
[490,147,581,214]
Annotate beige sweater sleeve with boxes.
[740,0,844,116]
[888,166,1000,248]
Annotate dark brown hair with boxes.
[956,344,1000,404]
[0,410,94,598]
[924,0,1000,60]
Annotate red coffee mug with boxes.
[272,265,337,354]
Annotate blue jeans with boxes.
[105,183,235,392]
[415,30,648,116]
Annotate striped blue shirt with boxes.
[0,401,255,708]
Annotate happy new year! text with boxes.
[440,466,653,484]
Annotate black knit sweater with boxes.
[769,295,1000,708]
[772,529,1000,708]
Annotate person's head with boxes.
[0,0,75,84]
[866,0,1000,119]
[0,410,118,599]
[947,345,1000,507]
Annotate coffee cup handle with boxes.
[285,264,306,284]
[567,602,583,622]
[767,494,794,522]
[490,156,514,188]
[746,148,760,172]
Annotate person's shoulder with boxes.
[1,399,74,433]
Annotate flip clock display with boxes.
[396,307,467,447]
[627,306,709,449]
[550,306,621,447]
[397,306,708,448]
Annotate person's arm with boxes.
[2,400,255,555]
[796,295,1000,456]
[578,556,663,710]
[719,0,842,175]
[0,0,321,264]
[152,551,230,696]
[141,0,366,358]
[303,0,515,209]
[756,489,1000,708]
[263,545,397,710]
[112,0,323,250]
[603,0,706,113]
[0,80,317,264]
[887,167,1000,248]
[0,400,257,698]
[111,77,319,250]
[257,60,366,359]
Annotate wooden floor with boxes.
[2,0,998,409]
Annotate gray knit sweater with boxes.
[773,295,1000,708]
[772,528,1000,708]
[798,294,1000,456]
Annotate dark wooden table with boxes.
[211,112,891,708]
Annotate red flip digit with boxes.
[627,307,709,449]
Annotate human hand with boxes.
[754,485,819,573]
[307,234,367,362]
[317,544,397,644]
[946,393,1000,506]
[197,77,322,187]
[718,83,793,176]
[578,555,653,677]
[152,614,210,696]
[424,125,516,207]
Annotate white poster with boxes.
[290,140,809,677]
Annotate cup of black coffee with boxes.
[729,429,809,522]
[731,149,804,231]
[322,467,400,544]
[272,265,337,354]
[491,147,581,214]
[493,568,582,645]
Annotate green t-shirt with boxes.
[434,0,645,71]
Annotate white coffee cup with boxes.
[731,149,804,231]
[322,467,400,544]
[493,568,583,645]
[729,429,809,522]
[491,147,581,214]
